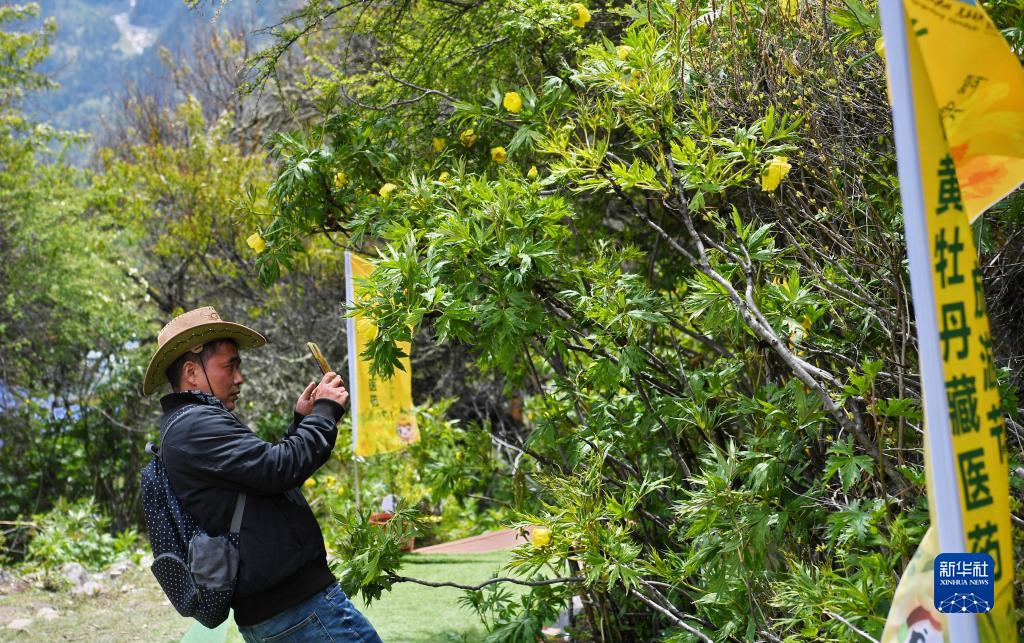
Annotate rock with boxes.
[34,608,59,621]
[71,580,102,596]
[0,569,14,594]
[6,618,32,631]
[60,562,88,587]
[139,554,153,568]
[106,560,132,577]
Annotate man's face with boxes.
[183,341,244,410]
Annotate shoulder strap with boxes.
[148,403,201,459]
[229,492,246,534]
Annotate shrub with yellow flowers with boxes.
[237,0,949,638]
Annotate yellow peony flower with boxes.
[332,170,348,188]
[761,156,792,192]
[502,91,523,113]
[304,478,317,488]
[439,171,450,182]
[433,137,445,152]
[460,128,477,147]
[616,45,632,60]
[527,165,538,179]
[532,527,552,547]
[246,233,265,254]
[491,146,508,164]
[379,182,398,198]
[569,3,591,27]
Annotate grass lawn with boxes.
[180,551,519,642]
[354,551,517,643]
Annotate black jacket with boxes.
[158,389,344,626]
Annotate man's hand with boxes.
[316,371,350,408]
[294,381,318,416]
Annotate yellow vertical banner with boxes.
[912,22,1016,641]
[345,251,419,457]
[880,0,1022,640]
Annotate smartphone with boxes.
[306,342,331,375]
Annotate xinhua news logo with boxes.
[934,553,994,614]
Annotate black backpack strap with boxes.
[229,493,246,534]
[149,403,201,460]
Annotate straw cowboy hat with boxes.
[143,306,266,396]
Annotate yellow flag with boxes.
[879,0,1021,640]
[906,0,1024,220]
[345,251,419,457]
[882,525,944,642]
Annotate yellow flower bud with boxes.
[532,527,552,547]
[304,478,317,488]
[761,156,792,192]
[569,3,591,27]
[433,137,446,152]
[439,171,450,182]
[502,91,523,113]
[332,170,349,188]
[491,146,508,164]
[527,165,538,179]
[379,182,398,198]
[246,233,265,254]
[460,128,477,147]
[616,45,632,60]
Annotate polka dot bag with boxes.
[140,404,247,629]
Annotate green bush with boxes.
[25,497,140,572]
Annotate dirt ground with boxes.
[0,564,188,642]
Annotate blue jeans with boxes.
[238,582,382,642]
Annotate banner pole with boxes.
[354,456,361,514]
[345,250,362,514]
[878,0,977,639]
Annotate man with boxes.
[143,306,381,642]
